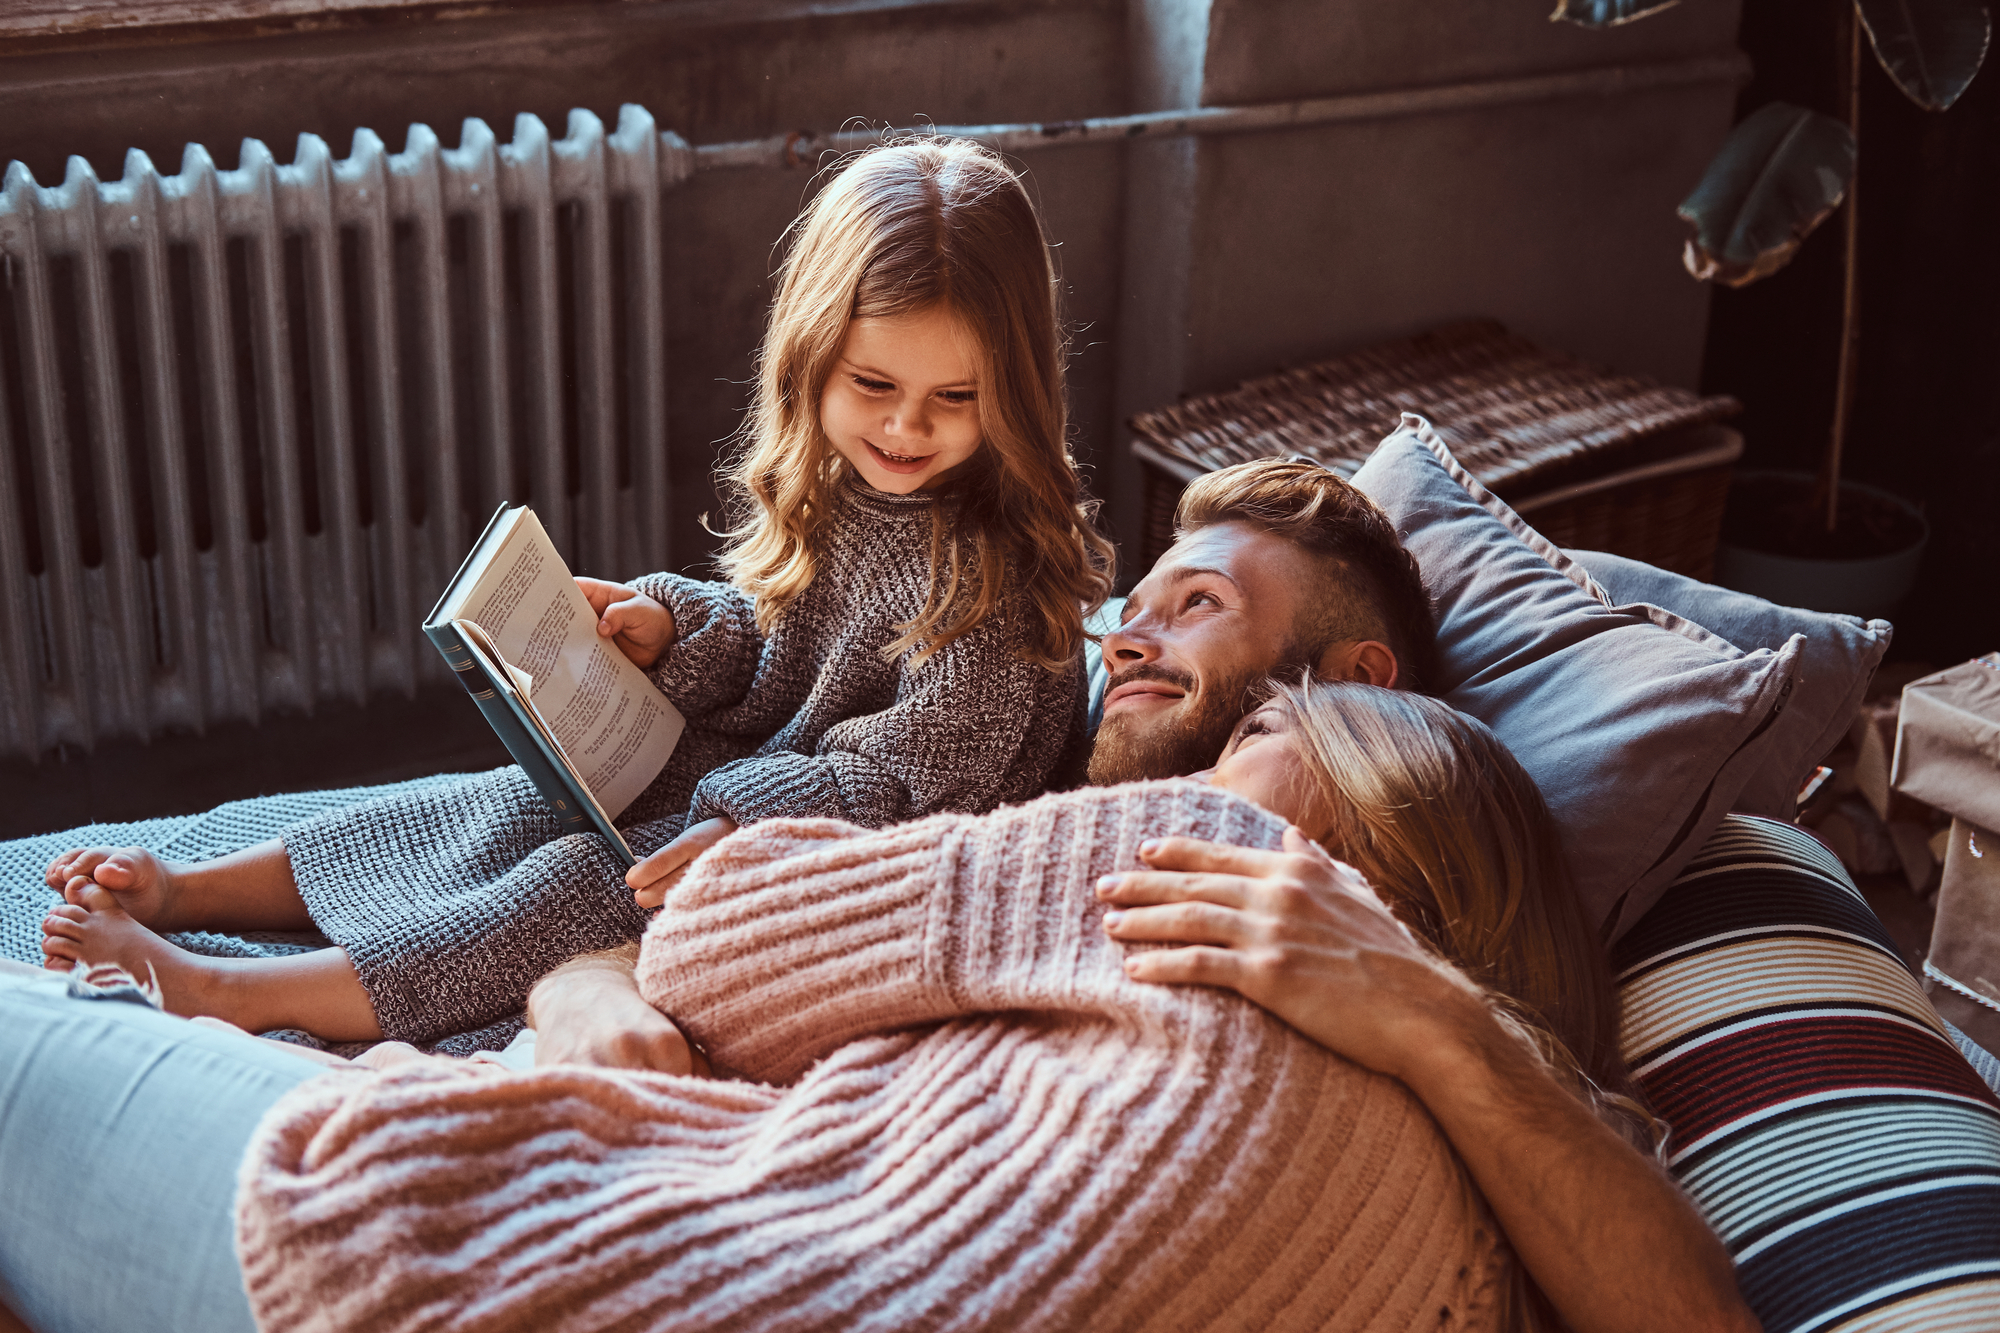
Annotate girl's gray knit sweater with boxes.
[284,478,1089,1046]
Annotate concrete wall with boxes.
[1196,0,1740,386]
[1110,0,1746,548]
[0,0,1742,574]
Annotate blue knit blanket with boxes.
[0,777,463,969]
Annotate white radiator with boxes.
[0,105,693,758]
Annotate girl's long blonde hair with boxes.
[718,137,1114,669]
[1267,679,1656,1331]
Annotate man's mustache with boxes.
[1104,663,1197,697]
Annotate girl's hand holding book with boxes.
[576,576,677,670]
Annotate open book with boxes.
[424,506,687,868]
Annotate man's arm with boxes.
[526,943,709,1076]
[1098,831,1758,1333]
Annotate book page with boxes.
[447,511,686,819]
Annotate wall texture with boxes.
[0,0,1744,571]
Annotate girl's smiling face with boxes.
[820,307,984,494]
[1199,702,1337,844]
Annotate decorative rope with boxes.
[1925,959,2000,1015]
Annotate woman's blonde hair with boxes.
[1266,679,1656,1331]
[717,137,1114,669]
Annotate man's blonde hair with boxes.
[718,138,1113,669]
[1176,458,1437,691]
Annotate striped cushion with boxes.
[1615,814,2000,1333]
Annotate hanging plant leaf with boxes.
[1856,0,1991,110]
[1550,0,1681,27]
[1678,103,1857,287]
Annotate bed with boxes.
[5,416,1997,1331]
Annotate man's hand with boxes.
[576,576,676,671]
[628,817,738,909]
[1097,827,1475,1082]
[1099,829,1756,1333]
[527,947,710,1075]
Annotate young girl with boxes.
[39,136,1115,1049]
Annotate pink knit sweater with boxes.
[235,781,1510,1332]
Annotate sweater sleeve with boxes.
[627,572,764,717]
[637,781,1287,1084]
[242,775,1510,1333]
[683,599,1064,828]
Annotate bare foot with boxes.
[43,846,187,930]
[41,888,381,1040]
[41,884,224,1018]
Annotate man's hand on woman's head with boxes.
[628,817,738,909]
[1096,828,1483,1085]
[1103,831,1760,1333]
[575,576,676,671]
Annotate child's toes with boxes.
[40,903,88,969]
[72,882,121,914]
[91,855,137,890]
[58,848,112,886]
[40,930,81,969]
[44,848,85,888]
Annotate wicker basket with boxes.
[1130,320,1743,580]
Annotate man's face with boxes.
[1087,523,1327,785]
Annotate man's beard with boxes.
[1087,663,1262,786]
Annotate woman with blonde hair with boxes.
[39,136,1115,1052]
[1203,677,1645,1143]
[1101,679,1714,1330]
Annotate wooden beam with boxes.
[0,0,521,39]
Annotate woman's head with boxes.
[721,137,1113,668]
[1206,680,1639,1137]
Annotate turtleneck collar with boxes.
[838,470,957,519]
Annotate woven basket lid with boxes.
[1129,320,1740,493]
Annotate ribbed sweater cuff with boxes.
[690,753,847,825]
[629,572,759,714]
[637,815,959,1083]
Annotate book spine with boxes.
[422,621,611,853]
[503,692,638,871]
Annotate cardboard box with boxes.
[1924,817,2000,1054]
[1892,653,2000,830]
[1853,698,1911,823]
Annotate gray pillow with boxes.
[1352,415,1802,940]
[1563,549,1891,819]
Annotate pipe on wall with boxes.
[690,52,1753,170]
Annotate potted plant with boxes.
[1556,0,1990,618]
